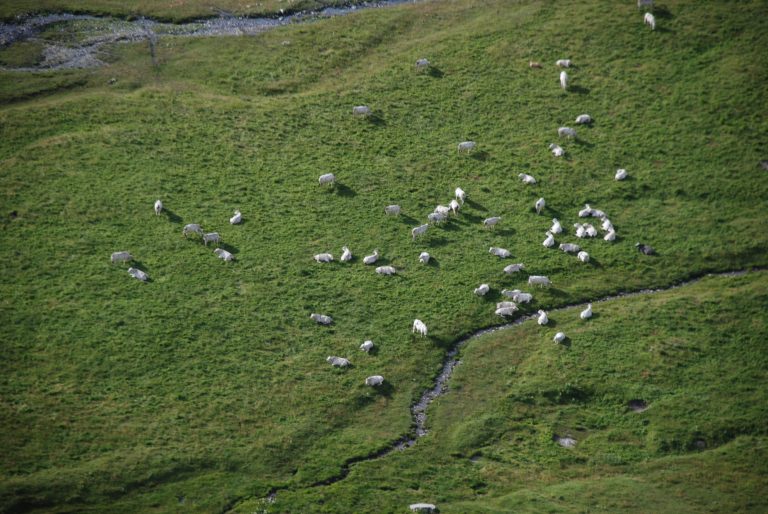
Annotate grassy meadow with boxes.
[1,0,767,512]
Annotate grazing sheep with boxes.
[483,216,501,229]
[558,127,577,139]
[559,243,581,253]
[549,143,565,157]
[419,251,430,264]
[214,248,234,261]
[529,61,542,69]
[202,232,221,246]
[435,204,452,216]
[409,504,437,514]
[553,332,566,344]
[458,141,476,153]
[474,283,490,296]
[578,204,593,218]
[428,212,448,224]
[497,301,517,309]
[327,356,350,367]
[340,246,352,262]
[537,310,549,325]
[502,289,532,303]
[615,168,628,181]
[528,275,552,287]
[489,247,511,258]
[360,340,374,352]
[183,223,203,238]
[575,114,592,124]
[365,375,384,386]
[230,210,242,225]
[551,218,563,234]
[543,231,556,248]
[455,187,467,204]
[495,306,517,317]
[577,251,590,263]
[604,229,617,242]
[535,197,546,214]
[353,105,372,117]
[503,263,525,274]
[412,224,429,239]
[385,205,401,216]
[363,249,379,265]
[415,58,430,71]
[111,251,133,263]
[556,59,572,68]
[127,267,148,282]
[154,199,163,216]
[318,173,336,186]
[314,253,333,263]
[644,12,656,30]
[412,319,428,337]
[449,199,461,215]
[518,173,537,184]
[601,218,614,232]
[580,303,593,320]
[636,242,655,255]
[560,71,568,91]
[376,265,396,275]
[310,313,333,325]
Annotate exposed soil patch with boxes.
[628,399,648,412]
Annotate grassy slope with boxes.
[0,0,767,512]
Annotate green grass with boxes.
[1,0,767,512]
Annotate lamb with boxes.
[360,340,374,352]
[111,251,133,263]
[449,199,461,214]
[518,173,537,184]
[551,218,563,234]
[604,229,616,242]
[474,283,490,296]
[327,356,350,367]
[553,332,566,344]
[495,306,517,317]
[365,375,384,386]
[353,105,372,117]
[580,303,593,320]
[560,71,568,91]
[644,12,656,30]
[636,242,655,255]
[412,319,428,337]
[340,246,352,262]
[455,187,467,204]
[502,289,532,303]
[615,168,628,181]
[314,253,333,263]
[556,59,572,68]
[412,224,429,239]
[543,231,555,248]
[458,141,477,153]
[537,310,549,325]
[183,223,203,238]
[558,127,577,139]
[214,248,235,261]
[154,199,163,215]
[535,197,546,214]
[503,263,525,274]
[310,313,333,325]
[229,210,242,225]
[363,249,379,265]
[575,114,592,124]
[418,252,430,264]
[577,251,590,263]
[318,173,336,186]
[202,232,221,246]
[489,247,511,258]
[127,267,148,282]
[528,275,552,287]
[559,243,581,253]
[415,58,430,71]
[376,265,397,275]
[483,216,501,229]
[385,205,401,216]
[549,143,565,157]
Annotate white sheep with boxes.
[556,59,572,68]
[455,187,467,204]
[585,225,598,238]
[551,218,563,234]
[202,232,221,246]
[559,243,581,253]
[360,340,374,352]
[409,504,437,514]
[385,205,401,216]
[435,205,451,216]
[363,249,379,265]
[310,313,333,325]
[615,168,628,181]
[412,319,428,337]
[412,224,429,239]
[340,246,352,262]
[575,223,587,238]
[111,251,133,263]
[418,251,430,264]
[575,114,592,124]
[518,173,537,184]
[577,251,590,263]
[327,356,350,367]
[558,127,577,139]
[127,267,148,282]
[474,283,490,296]
[428,212,448,224]
[314,253,333,263]
[578,204,593,218]
[560,71,568,91]
[537,310,549,325]
[601,218,614,232]
[415,58,430,71]
[638,0,653,9]
[503,263,525,274]
[182,223,203,238]
[553,332,566,344]
[580,303,593,320]
[376,265,396,275]
[154,199,163,215]
[502,289,532,303]
[483,216,501,229]
[489,247,511,258]
[495,306,517,317]
[644,12,656,30]
[353,105,372,117]
[497,301,517,309]
[528,275,551,287]
[604,229,616,242]
[365,375,384,386]
[449,199,461,215]
[318,173,336,185]
[214,248,235,261]
[543,231,555,248]
[229,210,242,225]
[535,197,546,214]
[457,141,476,153]
[549,143,565,157]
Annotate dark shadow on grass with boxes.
[654,6,673,19]
[460,212,485,224]
[217,242,239,254]
[427,66,444,78]
[493,227,517,237]
[557,337,572,348]
[130,260,149,272]
[369,114,386,127]
[400,214,418,225]
[426,236,449,248]
[425,257,440,268]
[464,198,486,211]
[470,150,490,161]
[162,208,183,223]
[573,139,595,149]
[372,381,394,398]
[545,287,569,298]
[335,183,356,197]
[569,85,590,95]
[588,256,603,268]
[545,318,558,328]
